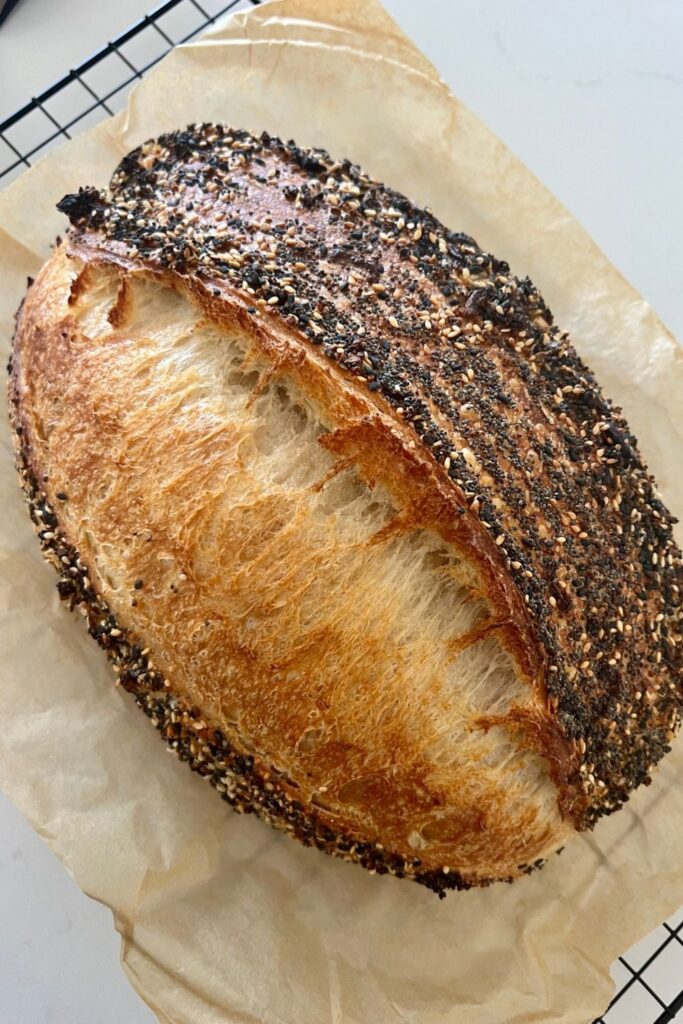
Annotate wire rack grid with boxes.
[1,1,682,1020]
[0,0,261,182]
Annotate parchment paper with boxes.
[1,2,682,1022]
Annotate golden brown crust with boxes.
[8,124,683,890]
[8,440,513,897]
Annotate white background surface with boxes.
[0,2,682,1022]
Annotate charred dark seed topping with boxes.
[32,123,683,828]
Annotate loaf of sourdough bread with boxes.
[9,125,682,894]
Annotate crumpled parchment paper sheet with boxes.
[0,2,682,1022]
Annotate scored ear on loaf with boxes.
[8,125,683,895]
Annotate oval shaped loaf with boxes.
[9,125,683,894]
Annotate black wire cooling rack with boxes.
[0,0,260,182]
[1,1,682,1020]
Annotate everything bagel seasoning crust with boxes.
[9,124,683,891]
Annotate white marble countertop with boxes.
[1,2,682,1022]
